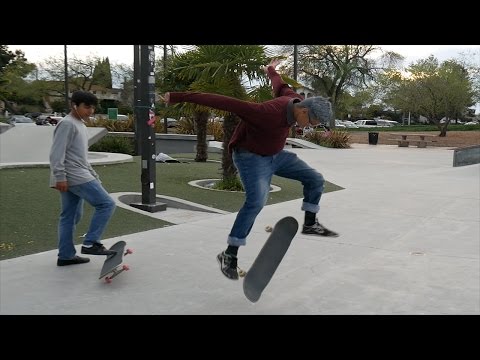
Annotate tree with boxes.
[113,63,134,113]
[167,45,271,184]
[385,56,476,136]
[92,57,113,88]
[275,45,403,127]
[38,54,126,96]
[0,46,37,113]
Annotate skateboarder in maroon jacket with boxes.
[163,58,338,280]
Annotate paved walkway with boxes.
[1,144,479,314]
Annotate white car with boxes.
[338,120,358,128]
[116,114,129,121]
[7,115,37,126]
[354,120,378,127]
[376,119,400,127]
[335,120,346,129]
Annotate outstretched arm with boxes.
[263,59,298,98]
[162,91,259,117]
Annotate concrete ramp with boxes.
[453,145,480,167]
[285,138,325,149]
[208,138,325,153]
[0,126,132,168]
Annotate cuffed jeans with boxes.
[57,179,116,260]
[227,149,324,247]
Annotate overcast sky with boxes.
[8,45,480,67]
[7,44,480,113]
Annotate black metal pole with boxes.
[64,45,69,112]
[130,45,166,213]
[163,45,168,133]
[293,45,298,82]
[133,45,142,155]
[291,45,298,137]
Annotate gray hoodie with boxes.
[49,114,99,187]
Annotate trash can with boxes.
[368,132,379,145]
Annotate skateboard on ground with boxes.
[242,216,299,303]
[99,241,133,283]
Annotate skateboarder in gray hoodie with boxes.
[50,90,116,266]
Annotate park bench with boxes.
[388,133,437,148]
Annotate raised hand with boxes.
[159,92,170,104]
[263,58,281,73]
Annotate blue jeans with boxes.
[57,179,116,260]
[228,149,324,247]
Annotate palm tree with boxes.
[171,45,272,183]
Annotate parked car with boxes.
[354,119,378,127]
[335,120,346,129]
[163,118,177,127]
[376,119,400,127]
[339,120,359,128]
[46,116,62,125]
[93,114,129,121]
[7,115,36,126]
[24,112,42,119]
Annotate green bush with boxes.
[208,120,224,141]
[89,136,135,155]
[176,117,196,135]
[213,176,244,191]
[85,116,135,132]
[304,129,350,148]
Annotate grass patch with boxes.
[0,154,342,260]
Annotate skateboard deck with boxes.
[243,216,298,303]
[99,241,133,283]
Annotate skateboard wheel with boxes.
[105,277,112,283]
[265,226,273,232]
[122,264,130,271]
[125,248,133,255]
[238,269,247,277]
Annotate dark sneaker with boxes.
[81,242,116,256]
[216,251,239,280]
[302,220,339,237]
[57,255,90,266]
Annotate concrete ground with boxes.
[0,142,479,314]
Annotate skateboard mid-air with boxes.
[99,241,133,283]
[242,216,299,303]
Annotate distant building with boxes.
[44,83,123,105]
[295,86,316,99]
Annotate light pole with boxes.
[293,45,298,82]
[64,45,69,113]
[131,45,166,213]
[163,45,168,134]
[291,45,298,137]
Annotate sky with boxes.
[8,45,480,67]
[7,44,480,113]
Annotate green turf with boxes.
[0,154,342,260]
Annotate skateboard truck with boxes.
[104,264,130,283]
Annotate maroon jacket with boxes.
[168,66,304,156]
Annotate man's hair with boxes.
[71,90,98,107]
[298,96,332,124]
